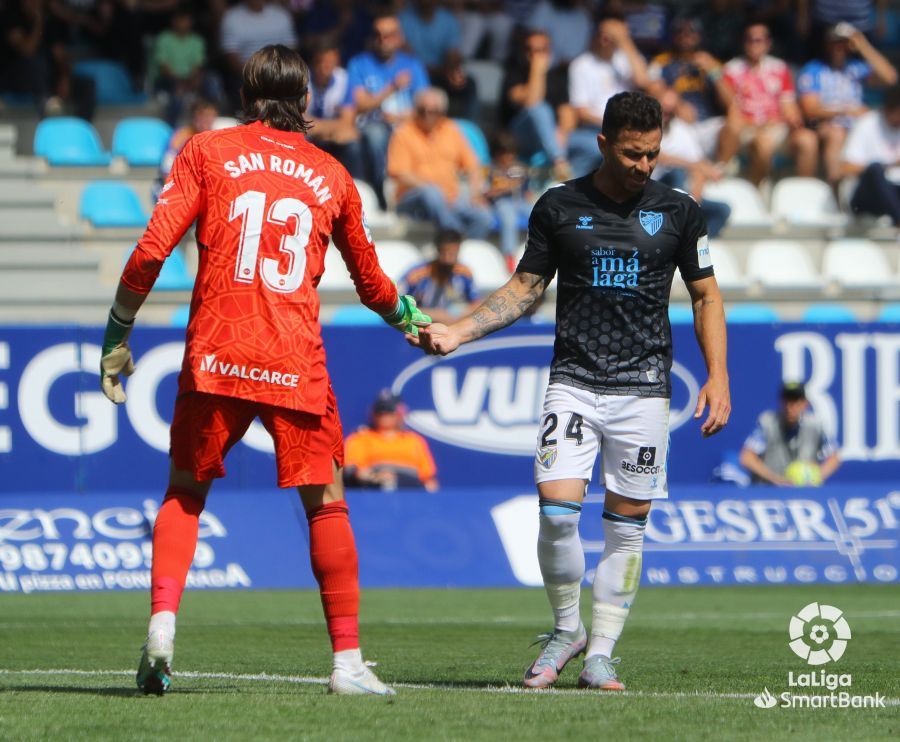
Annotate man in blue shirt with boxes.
[797,23,897,186]
[398,228,480,324]
[346,11,429,208]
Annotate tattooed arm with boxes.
[413,272,550,356]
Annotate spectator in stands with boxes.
[0,0,55,115]
[654,90,732,238]
[798,23,898,188]
[697,0,745,68]
[740,381,841,486]
[567,18,649,177]
[485,132,534,270]
[399,228,480,324]
[718,22,818,185]
[344,390,438,491]
[647,16,733,160]
[152,5,213,126]
[841,84,900,226]
[298,0,372,63]
[387,87,493,238]
[527,0,593,65]
[153,98,218,202]
[609,0,670,58]
[400,0,477,121]
[220,0,297,111]
[347,11,429,209]
[501,29,573,179]
[306,39,361,178]
[452,0,514,63]
[796,0,890,57]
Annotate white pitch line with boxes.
[1,668,897,705]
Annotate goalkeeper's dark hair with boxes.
[601,91,662,143]
[241,44,312,134]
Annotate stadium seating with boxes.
[726,304,781,323]
[822,239,896,291]
[354,178,400,231]
[770,177,848,228]
[459,239,510,291]
[34,118,111,166]
[171,305,190,327]
[319,244,356,292]
[702,178,773,230]
[668,304,694,324]
[877,303,900,322]
[79,181,148,227]
[73,60,147,105]
[802,303,858,323]
[745,240,822,290]
[213,116,240,130]
[464,60,504,110]
[329,304,382,325]
[374,240,423,282]
[153,249,194,290]
[708,241,747,291]
[112,118,172,167]
[453,118,491,166]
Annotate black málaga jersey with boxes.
[518,175,713,398]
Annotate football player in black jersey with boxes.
[413,91,730,690]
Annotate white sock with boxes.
[148,610,176,639]
[333,647,364,672]
[537,500,585,633]
[588,511,646,658]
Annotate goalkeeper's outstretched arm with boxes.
[413,271,550,356]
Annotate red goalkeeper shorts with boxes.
[169,389,344,487]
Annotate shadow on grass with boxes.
[0,684,211,697]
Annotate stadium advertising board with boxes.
[0,324,898,490]
[0,486,895,593]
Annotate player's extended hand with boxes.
[694,375,730,437]
[383,294,431,337]
[414,323,460,356]
[100,309,135,404]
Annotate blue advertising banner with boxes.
[0,486,896,593]
[0,324,898,491]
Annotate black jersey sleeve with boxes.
[675,196,715,282]
[517,190,559,278]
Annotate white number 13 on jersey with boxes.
[229,190,312,293]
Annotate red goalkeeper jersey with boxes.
[121,121,397,415]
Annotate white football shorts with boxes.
[534,382,671,500]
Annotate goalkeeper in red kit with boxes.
[99,44,429,696]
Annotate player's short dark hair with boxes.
[435,228,462,248]
[241,45,312,134]
[885,84,900,111]
[601,91,662,143]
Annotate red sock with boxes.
[307,501,360,652]
[150,487,205,616]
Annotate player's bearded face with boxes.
[604,128,662,193]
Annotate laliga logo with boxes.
[392,336,699,455]
[788,602,851,665]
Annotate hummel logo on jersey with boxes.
[639,210,663,236]
[576,215,593,230]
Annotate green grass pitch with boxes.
[1,585,897,741]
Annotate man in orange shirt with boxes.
[386,86,493,236]
[99,44,429,697]
[344,391,438,491]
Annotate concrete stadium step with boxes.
[0,246,99,271]
[0,183,57,208]
[0,271,107,303]
[0,213,86,240]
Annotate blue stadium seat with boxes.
[34,117,111,166]
[668,304,694,324]
[453,118,490,166]
[80,181,148,227]
[727,304,780,323]
[877,303,900,322]
[328,305,382,325]
[802,304,858,323]
[73,60,147,105]
[171,305,191,327]
[155,250,194,290]
[112,118,173,167]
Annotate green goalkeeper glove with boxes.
[100,309,135,404]
[382,295,431,337]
